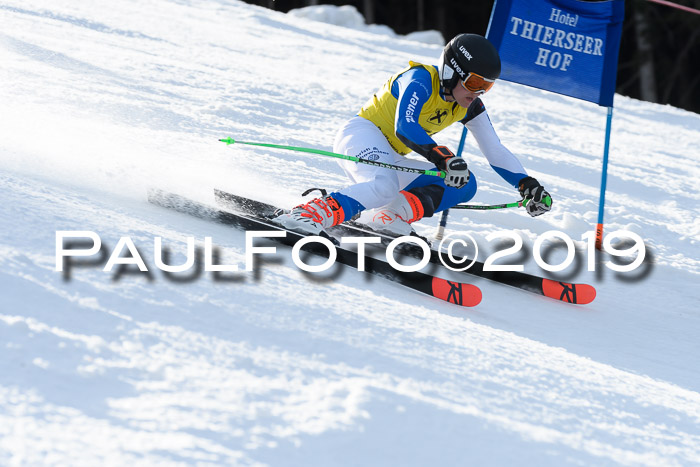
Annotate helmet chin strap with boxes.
[442,86,455,101]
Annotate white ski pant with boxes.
[332,116,435,210]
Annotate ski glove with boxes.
[427,145,469,189]
[518,176,552,217]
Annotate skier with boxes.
[275,33,552,236]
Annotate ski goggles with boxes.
[460,72,496,94]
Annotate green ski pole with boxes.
[219,137,445,178]
[452,196,551,210]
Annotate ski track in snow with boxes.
[1,1,699,465]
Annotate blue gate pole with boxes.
[596,106,614,250]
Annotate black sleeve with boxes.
[459,97,487,125]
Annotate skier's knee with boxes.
[429,172,477,213]
[457,172,477,204]
[404,184,445,218]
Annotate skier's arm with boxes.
[463,102,527,189]
[392,68,437,158]
[391,69,469,187]
[465,102,552,216]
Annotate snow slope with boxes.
[1,1,699,465]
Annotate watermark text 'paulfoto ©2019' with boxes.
[55,229,648,281]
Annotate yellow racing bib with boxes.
[358,61,467,155]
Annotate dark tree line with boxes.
[246,0,700,114]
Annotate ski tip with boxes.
[431,277,482,307]
[541,279,596,305]
[219,137,235,145]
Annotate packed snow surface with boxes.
[1,1,699,465]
